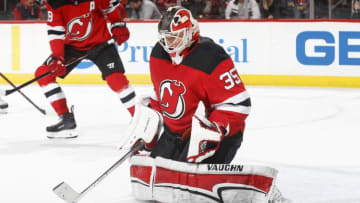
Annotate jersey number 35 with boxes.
[219,67,242,90]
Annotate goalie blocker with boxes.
[129,155,283,203]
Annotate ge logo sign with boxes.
[296,31,360,65]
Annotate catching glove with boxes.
[187,115,226,163]
[111,22,130,45]
[48,56,66,77]
[119,104,163,151]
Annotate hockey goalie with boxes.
[120,6,290,203]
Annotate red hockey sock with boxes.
[35,64,69,116]
[106,72,136,116]
[105,72,129,92]
[51,98,69,116]
[128,105,135,116]
[35,64,56,85]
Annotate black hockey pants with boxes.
[150,125,243,164]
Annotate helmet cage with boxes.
[159,28,190,54]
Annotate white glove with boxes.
[186,115,225,163]
[120,104,163,150]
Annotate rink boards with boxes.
[1,20,360,88]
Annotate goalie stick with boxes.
[0,72,46,115]
[53,140,144,203]
[0,38,115,97]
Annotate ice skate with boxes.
[0,96,8,114]
[47,108,78,139]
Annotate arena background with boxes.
[1,19,360,88]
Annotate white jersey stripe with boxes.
[118,85,135,98]
[102,0,119,14]
[214,104,251,115]
[210,91,251,115]
[118,85,136,108]
[47,92,66,103]
[42,83,66,103]
[42,83,65,103]
[47,25,65,41]
[48,35,65,41]
[47,25,65,32]
[212,91,250,108]
[42,83,60,93]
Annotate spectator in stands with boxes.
[127,0,162,19]
[13,0,44,20]
[313,0,329,18]
[225,0,261,19]
[156,0,177,13]
[118,0,129,19]
[182,0,204,19]
[259,0,281,18]
[202,0,225,19]
[2,0,20,20]
[36,0,47,19]
[352,0,360,18]
[288,0,308,18]
[278,0,292,18]
[155,0,203,18]
[334,0,351,19]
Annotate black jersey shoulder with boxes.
[182,36,230,75]
[150,42,172,62]
[150,36,230,75]
[47,0,93,9]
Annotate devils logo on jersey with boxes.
[66,1,95,41]
[67,13,93,41]
[159,80,186,120]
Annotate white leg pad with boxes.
[129,155,155,201]
[129,155,280,203]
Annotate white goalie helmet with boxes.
[158,6,200,55]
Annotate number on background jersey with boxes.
[219,67,242,90]
[48,11,53,22]
[90,1,95,11]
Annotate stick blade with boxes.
[53,182,80,203]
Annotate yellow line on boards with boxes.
[11,25,21,71]
[242,75,360,88]
[58,74,152,84]
[0,74,153,85]
[1,73,360,88]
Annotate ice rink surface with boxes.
[1,84,360,203]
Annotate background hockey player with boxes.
[120,7,289,202]
[35,0,136,139]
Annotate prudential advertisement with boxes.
[1,21,360,87]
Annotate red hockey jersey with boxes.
[149,37,251,137]
[46,0,123,58]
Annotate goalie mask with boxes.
[158,6,199,64]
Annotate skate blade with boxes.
[47,130,79,139]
